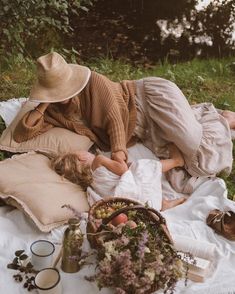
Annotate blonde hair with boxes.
[51,153,93,191]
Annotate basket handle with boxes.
[100,205,166,227]
[96,204,173,244]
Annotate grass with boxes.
[0,55,235,198]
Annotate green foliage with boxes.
[0,0,92,59]
[70,0,198,62]
[71,0,235,62]
[189,0,235,57]
[1,0,234,63]
[7,249,37,291]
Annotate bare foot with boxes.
[168,144,185,167]
[221,110,235,129]
[161,197,186,211]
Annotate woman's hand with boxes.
[111,150,127,163]
[37,102,50,112]
[92,154,128,176]
[25,102,50,126]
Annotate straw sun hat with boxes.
[29,52,91,103]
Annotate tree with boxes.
[70,0,198,62]
[70,0,235,62]
[190,0,235,57]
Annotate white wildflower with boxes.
[144,269,155,282]
[144,247,151,253]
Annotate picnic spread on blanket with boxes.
[0,98,235,294]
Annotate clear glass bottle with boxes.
[61,218,83,273]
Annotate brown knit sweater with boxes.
[13,71,137,155]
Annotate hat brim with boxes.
[29,64,91,103]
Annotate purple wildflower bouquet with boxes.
[88,202,185,294]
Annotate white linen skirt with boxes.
[134,77,233,177]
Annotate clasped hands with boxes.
[111,150,129,169]
[36,103,129,172]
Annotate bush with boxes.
[0,0,92,59]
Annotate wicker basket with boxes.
[86,197,179,294]
[86,197,173,248]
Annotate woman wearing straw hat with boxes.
[13,52,235,183]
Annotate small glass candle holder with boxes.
[30,240,55,270]
[34,268,62,294]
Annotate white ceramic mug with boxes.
[30,240,55,270]
[34,268,62,294]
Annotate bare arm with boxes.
[91,154,128,176]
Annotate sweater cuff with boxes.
[111,146,128,161]
[13,112,45,142]
[22,111,45,130]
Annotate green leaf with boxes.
[72,47,79,54]
[13,257,18,265]
[19,254,28,260]
[62,48,70,54]
[7,263,19,270]
[222,101,231,107]
[197,75,205,83]
[80,6,89,12]
[15,250,25,257]
[26,262,33,268]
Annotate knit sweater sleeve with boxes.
[105,107,128,156]
[80,71,137,156]
[13,111,54,143]
[88,72,129,157]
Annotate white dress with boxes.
[134,78,233,177]
[87,159,163,210]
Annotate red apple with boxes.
[112,213,128,226]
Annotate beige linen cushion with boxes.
[0,152,89,232]
[0,100,93,155]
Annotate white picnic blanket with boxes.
[0,98,235,294]
[0,97,28,127]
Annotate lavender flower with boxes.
[89,206,188,294]
[136,230,148,259]
[116,235,130,246]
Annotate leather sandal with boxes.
[206,209,235,241]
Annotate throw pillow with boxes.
[0,100,93,155]
[0,152,89,232]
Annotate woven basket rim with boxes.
[86,197,176,293]
[87,197,173,246]
[88,197,141,217]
